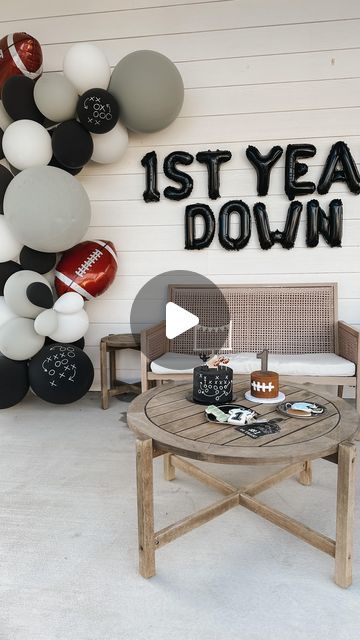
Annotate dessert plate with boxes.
[277,401,326,418]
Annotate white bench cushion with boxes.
[150,352,355,376]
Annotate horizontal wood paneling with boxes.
[10,1,360,396]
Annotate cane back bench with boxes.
[140,283,360,411]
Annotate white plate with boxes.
[244,390,285,404]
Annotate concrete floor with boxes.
[0,392,359,640]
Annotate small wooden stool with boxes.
[100,333,141,409]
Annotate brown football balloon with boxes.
[0,32,43,91]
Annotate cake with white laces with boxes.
[250,348,279,400]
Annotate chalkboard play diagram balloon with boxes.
[77,88,119,134]
[29,343,94,404]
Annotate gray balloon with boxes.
[4,166,91,252]
[34,74,78,123]
[4,270,52,319]
[109,50,184,133]
[0,317,45,360]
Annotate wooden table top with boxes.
[127,381,360,465]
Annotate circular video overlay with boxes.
[130,270,230,371]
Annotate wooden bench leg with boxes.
[164,453,175,481]
[335,442,356,588]
[136,438,156,578]
[337,385,344,398]
[100,340,109,410]
[298,460,312,486]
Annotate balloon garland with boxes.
[0,33,185,407]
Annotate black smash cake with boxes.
[192,355,233,404]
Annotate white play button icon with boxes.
[165,302,199,339]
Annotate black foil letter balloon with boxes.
[317,141,360,195]
[306,199,343,247]
[254,201,302,250]
[184,203,215,250]
[246,146,283,196]
[196,150,232,199]
[141,151,160,202]
[218,200,251,250]
[285,144,316,201]
[163,151,194,200]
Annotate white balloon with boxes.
[0,101,12,130]
[91,122,128,164]
[0,296,16,329]
[49,309,89,343]
[3,120,52,170]
[53,292,84,314]
[63,43,110,94]
[4,270,52,319]
[34,309,58,337]
[0,317,45,360]
[0,216,21,262]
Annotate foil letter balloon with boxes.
[0,33,43,91]
[55,240,118,300]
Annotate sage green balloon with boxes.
[109,50,184,133]
[34,74,78,122]
[4,166,91,253]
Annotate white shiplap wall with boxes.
[2,0,360,387]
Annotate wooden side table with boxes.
[100,333,141,409]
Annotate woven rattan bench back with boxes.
[168,283,337,355]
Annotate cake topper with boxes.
[257,348,268,372]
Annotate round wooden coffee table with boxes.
[127,380,359,587]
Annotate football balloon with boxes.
[0,33,43,91]
[55,240,117,300]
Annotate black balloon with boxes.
[45,336,85,350]
[285,144,316,201]
[77,88,119,134]
[29,343,94,405]
[246,145,283,196]
[141,151,160,202]
[0,261,22,295]
[48,154,83,175]
[317,141,360,195]
[0,354,29,408]
[2,76,44,123]
[26,282,53,309]
[52,120,93,169]
[196,150,231,199]
[0,164,13,214]
[20,247,56,274]
[184,203,215,250]
[0,128,3,159]
[218,200,251,250]
[306,199,343,247]
[254,201,302,250]
[163,151,194,200]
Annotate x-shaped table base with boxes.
[135,439,356,588]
